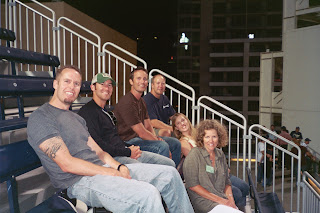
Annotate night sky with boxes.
[63,0,178,74]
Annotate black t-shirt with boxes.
[78,100,131,157]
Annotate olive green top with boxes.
[183,147,231,213]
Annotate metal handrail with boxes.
[6,0,56,72]
[102,42,147,104]
[103,42,147,69]
[197,95,247,179]
[302,171,320,213]
[57,16,101,77]
[248,124,302,212]
[149,69,196,125]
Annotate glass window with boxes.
[224,101,243,111]
[213,16,226,28]
[248,86,259,96]
[274,57,283,82]
[249,71,260,82]
[249,56,260,67]
[213,2,226,13]
[192,32,200,42]
[248,101,259,111]
[248,115,259,126]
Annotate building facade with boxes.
[177,0,282,125]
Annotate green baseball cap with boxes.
[91,73,116,86]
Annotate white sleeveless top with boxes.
[181,136,197,148]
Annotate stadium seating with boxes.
[0,27,94,212]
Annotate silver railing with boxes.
[302,171,320,213]
[197,96,247,179]
[307,146,320,170]
[4,0,56,72]
[57,17,101,81]
[149,69,196,126]
[248,124,301,212]
[102,42,147,104]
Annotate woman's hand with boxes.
[220,198,238,209]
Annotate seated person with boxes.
[78,73,175,167]
[173,113,249,210]
[27,65,194,212]
[114,67,181,167]
[172,113,196,157]
[183,119,242,213]
[143,74,176,137]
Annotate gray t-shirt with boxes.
[27,103,104,189]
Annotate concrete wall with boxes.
[282,25,320,151]
[259,51,283,128]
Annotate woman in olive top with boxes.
[183,119,241,213]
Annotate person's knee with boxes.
[232,186,242,202]
[157,141,170,154]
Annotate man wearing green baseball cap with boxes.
[78,72,175,167]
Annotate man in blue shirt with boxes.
[143,74,176,137]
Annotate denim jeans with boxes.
[257,163,264,183]
[230,175,249,207]
[67,163,194,213]
[126,137,181,167]
[114,150,175,167]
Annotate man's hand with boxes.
[157,136,165,141]
[118,165,131,179]
[129,145,142,159]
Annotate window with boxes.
[249,71,260,82]
[274,57,283,82]
[248,115,259,126]
[212,57,243,67]
[231,15,245,27]
[192,17,200,28]
[191,73,200,84]
[213,16,226,28]
[248,86,259,96]
[267,15,282,26]
[213,2,226,13]
[212,86,243,96]
[225,101,243,111]
[248,101,259,111]
[249,56,260,67]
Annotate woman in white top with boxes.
[172,113,197,157]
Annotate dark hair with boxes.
[196,119,228,148]
[129,66,148,80]
[55,65,81,80]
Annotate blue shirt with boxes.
[143,92,176,124]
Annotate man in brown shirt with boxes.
[114,67,181,167]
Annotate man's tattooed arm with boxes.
[39,136,64,160]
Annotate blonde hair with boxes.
[196,119,228,148]
[172,113,196,139]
